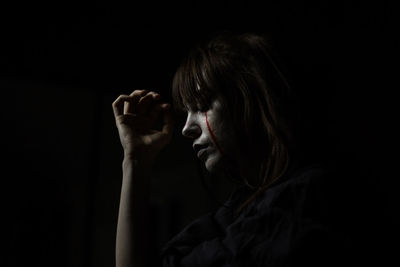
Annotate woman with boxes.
[112,32,356,267]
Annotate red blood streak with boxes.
[205,111,224,154]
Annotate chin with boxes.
[204,153,223,173]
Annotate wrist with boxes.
[123,152,155,171]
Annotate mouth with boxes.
[197,148,207,160]
[193,143,209,159]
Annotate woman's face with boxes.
[182,95,239,173]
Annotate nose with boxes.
[182,113,201,139]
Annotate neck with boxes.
[239,155,263,188]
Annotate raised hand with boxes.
[112,89,174,164]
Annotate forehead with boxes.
[180,83,210,109]
[182,93,228,112]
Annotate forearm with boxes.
[112,89,173,266]
[116,156,152,267]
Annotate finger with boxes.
[146,101,167,125]
[129,90,150,103]
[139,91,161,110]
[112,94,131,118]
[125,90,149,114]
[137,92,161,115]
[129,89,148,97]
[147,91,161,100]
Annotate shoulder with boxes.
[210,162,356,266]
[263,162,332,201]
[252,162,342,224]
[282,161,332,187]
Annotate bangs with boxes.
[172,47,218,113]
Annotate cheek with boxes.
[205,111,235,155]
[205,111,223,153]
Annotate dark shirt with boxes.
[160,163,363,266]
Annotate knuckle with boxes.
[133,89,148,95]
[149,91,159,97]
[115,94,127,103]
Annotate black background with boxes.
[1,1,398,266]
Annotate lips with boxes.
[193,143,209,159]
[197,148,207,159]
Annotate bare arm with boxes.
[112,90,174,267]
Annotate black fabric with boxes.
[159,163,367,267]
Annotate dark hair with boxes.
[172,31,296,213]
